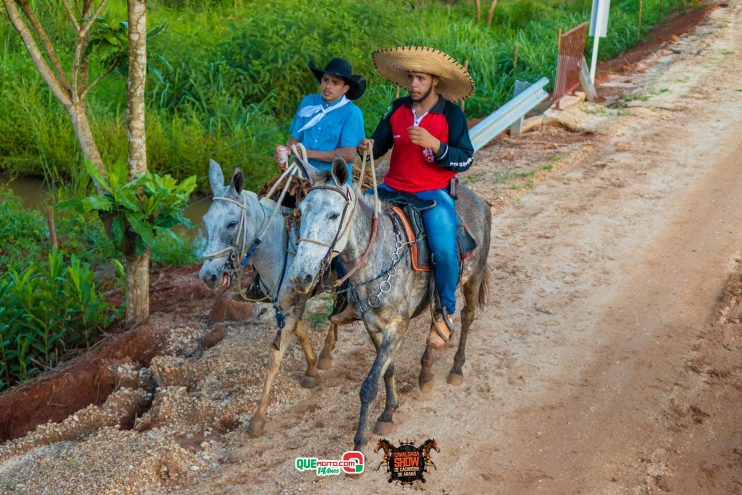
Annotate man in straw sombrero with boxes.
[349,46,475,349]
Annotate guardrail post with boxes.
[509,80,531,136]
[580,55,599,102]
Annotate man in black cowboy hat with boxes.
[273,57,366,325]
[275,57,366,176]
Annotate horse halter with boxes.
[202,194,253,276]
[297,184,357,275]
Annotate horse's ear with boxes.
[331,155,349,186]
[295,158,323,186]
[208,159,225,193]
[230,168,244,195]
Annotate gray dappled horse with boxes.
[286,156,491,451]
[199,160,340,436]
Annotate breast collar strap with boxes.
[298,185,357,269]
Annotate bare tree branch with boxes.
[72,0,108,102]
[80,65,115,101]
[60,0,80,31]
[80,0,108,38]
[70,37,83,103]
[2,0,71,106]
[17,0,71,88]
[487,0,499,27]
[82,0,93,18]
[79,49,90,93]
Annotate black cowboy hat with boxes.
[308,57,366,100]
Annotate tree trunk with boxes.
[125,250,149,324]
[127,0,147,177]
[125,0,149,324]
[66,103,106,177]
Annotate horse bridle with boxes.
[202,193,261,279]
[297,184,357,280]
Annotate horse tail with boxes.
[478,264,490,309]
[477,204,492,309]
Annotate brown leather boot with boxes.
[426,313,453,349]
[329,304,360,325]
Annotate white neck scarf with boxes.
[297,95,350,133]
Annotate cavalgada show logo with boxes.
[375,438,440,485]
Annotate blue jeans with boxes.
[377,184,458,313]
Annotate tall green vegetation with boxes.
[0,183,199,391]
[0,0,699,390]
[0,247,117,390]
[1,0,698,192]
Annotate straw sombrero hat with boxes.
[372,46,474,102]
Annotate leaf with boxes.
[147,23,167,41]
[114,188,140,213]
[56,198,84,212]
[111,216,126,249]
[81,195,113,212]
[83,159,112,195]
[125,212,154,248]
[149,64,165,84]
[177,175,198,195]
[111,259,125,278]
[157,227,186,245]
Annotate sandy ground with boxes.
[2,2,742,494]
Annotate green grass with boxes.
[0,0,699,193]
[305,296,334,329]
[509,181,535,190]
[494,170,536,183]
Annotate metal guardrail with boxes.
[470,76,550,152]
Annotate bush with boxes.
[0,250,117,390]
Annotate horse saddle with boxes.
[377,189,478,272]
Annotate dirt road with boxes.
[189,3,742,493]
[2,2,741,494]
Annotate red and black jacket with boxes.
[370,96,474,193]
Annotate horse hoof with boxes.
[353,439,368,453]
[419,379,434,393]
[317,355,333,371]
[247,416,265,437]
[447,371,464,386]
[300,375,320,389]
[373,420,395,436]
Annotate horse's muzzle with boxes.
[200,264,231,289]
[291,272,316,294]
